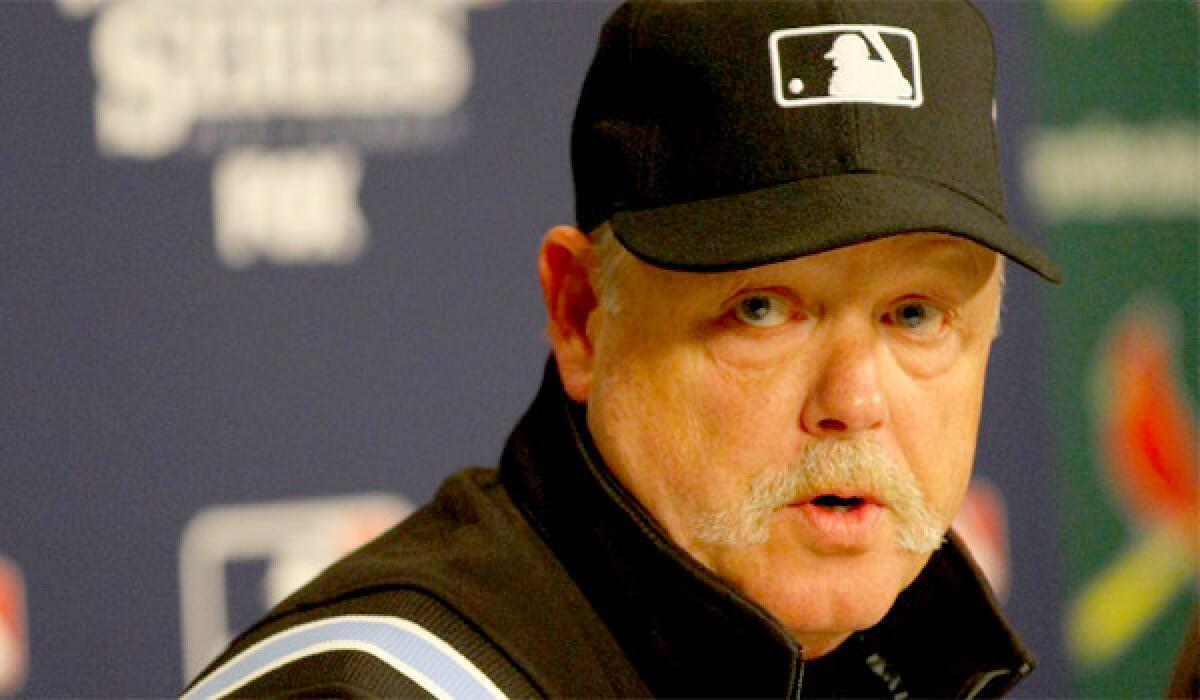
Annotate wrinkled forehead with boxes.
[630,232,1002,296]
[866,233,1002,276]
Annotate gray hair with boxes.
[694,437,945,553]
[588,222,637,314]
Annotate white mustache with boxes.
[693,439,945,553]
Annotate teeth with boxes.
[829,504,853,513]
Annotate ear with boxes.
[538,225,599,403]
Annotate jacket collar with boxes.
[501,360,1033,698]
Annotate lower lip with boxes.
[789,502,884,551]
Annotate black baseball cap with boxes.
[571,0,1062,282]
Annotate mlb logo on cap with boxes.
[769,25,923,109]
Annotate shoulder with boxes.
[183,587,542,699]
[184,467,636,698]
[184,469,545,699]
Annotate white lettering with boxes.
[91,2,193,158]
[213,147,367,268]
[1024,118,1199,223]
[84,0,474,157]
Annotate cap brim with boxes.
[611,172,1062,283]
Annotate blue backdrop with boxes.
[1,1,1070,695]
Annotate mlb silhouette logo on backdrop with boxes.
[178,494,413,681]
[769,25,923,108]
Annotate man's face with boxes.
[582,233,1003,658]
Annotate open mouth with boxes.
[788,493,886,548]
[808,494,868,513]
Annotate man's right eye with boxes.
[732,292,792,328]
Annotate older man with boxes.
[185,1,1061,698]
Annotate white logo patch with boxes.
[769,24,923,109]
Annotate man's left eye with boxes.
[883,300,944,333]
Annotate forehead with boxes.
[759,233,994,277]
[632,233,999,298]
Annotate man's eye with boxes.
[732,292,792,328]
[884,300,944,333]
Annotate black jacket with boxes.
[185,362,1034,698]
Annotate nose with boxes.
[800,333,887,436]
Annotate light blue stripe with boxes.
[185,616,502,700]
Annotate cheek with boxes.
[589,343,802,522]
[891,363,988,521]
[678,361,810,503]
[693,364,801,457]
[588,347,713,512]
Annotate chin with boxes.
[776,568,900,647]
[726,537,929,657]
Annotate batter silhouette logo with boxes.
[178,494,413,681]
[0,556,27,695]
[769,25,923,108]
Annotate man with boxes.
[185,1,1062,697]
